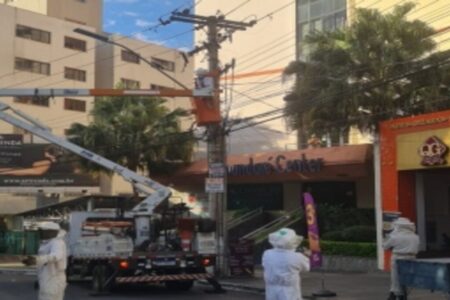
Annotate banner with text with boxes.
[303,192,322,268]
[0,142,98,187]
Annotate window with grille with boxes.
[15,57,50,75]
[121,78,140,89]
[14,96,49,107]
[65,67,86,81]
[151,57,175,72]
[16,24,51,44]
[121,50,140,64]
[64,98,86,112]
[64,36,86,51]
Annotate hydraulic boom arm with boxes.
[0,102,170,214]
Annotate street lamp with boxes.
[73,28,189,90]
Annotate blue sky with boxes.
[103,0,194,51]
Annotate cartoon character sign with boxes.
[418,136,448,166]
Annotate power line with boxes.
[229,56,450,133]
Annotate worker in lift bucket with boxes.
[262,228,310,300]
[23,221,68,300]
[383,217,420,300]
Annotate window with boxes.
[15,57,50,75]
[65,67,86,81]
[121,50,140,64]
[64,98,86,112]
[64,36,86,51]
[14,96,49,107]
[121,78,140,89]
[151,57,175,72]
[16,24,51,44]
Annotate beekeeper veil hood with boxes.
[269,228,303,250]
[38,221,60,231]
[393,217,415,233]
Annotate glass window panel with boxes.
[311,19,322,32]
[299,4,309,22]
[310,0,322,18]
[334,0,346,11]
[299,22,310,41]
[323,0,334,14]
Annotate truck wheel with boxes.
[165,280,194,291]
[92,265,109,294]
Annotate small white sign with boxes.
[205,177,224,193]
[196,232,217,254]
[208,163,225,177]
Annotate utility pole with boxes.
[170,11,255,276]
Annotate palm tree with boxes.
[66,91,195,178]
[284,2,450,146]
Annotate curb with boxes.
[0,268,36,276]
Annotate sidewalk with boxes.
[0,255,35,275]
[215,268,447,299]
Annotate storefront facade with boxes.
[379,109,450,269]
[171,143,374,218]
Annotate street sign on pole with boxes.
[208,163,226,177]
[205,177,225,193]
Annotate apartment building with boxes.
[195,0,297,156]
[2,0,103,31]
[0,1,195,218]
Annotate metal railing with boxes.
[226,207,263,230]
[240,209,304,244]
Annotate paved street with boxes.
[0,274,264,300]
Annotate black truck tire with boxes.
[91,265,112,294]
[165,280,194,291]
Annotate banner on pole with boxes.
[303,192,322,268]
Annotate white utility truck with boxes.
[0,87,221,293]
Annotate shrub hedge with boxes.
[322,225,376,242]
[303,240,377,258]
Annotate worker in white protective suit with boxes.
[24,222,68,300]
[262,228,310,300]
[383,217,420,300]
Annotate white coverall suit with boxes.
[262,228,310,300]
[383,218,419,297]
[36,229,68,300]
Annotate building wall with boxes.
[0,4,95,137]
[1,0,47,15]
[3,0,103,31]
[195,0,297,156]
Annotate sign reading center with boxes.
[228,154,323,176]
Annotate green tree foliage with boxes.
[66,90,195,177]
[284,2,450,138]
